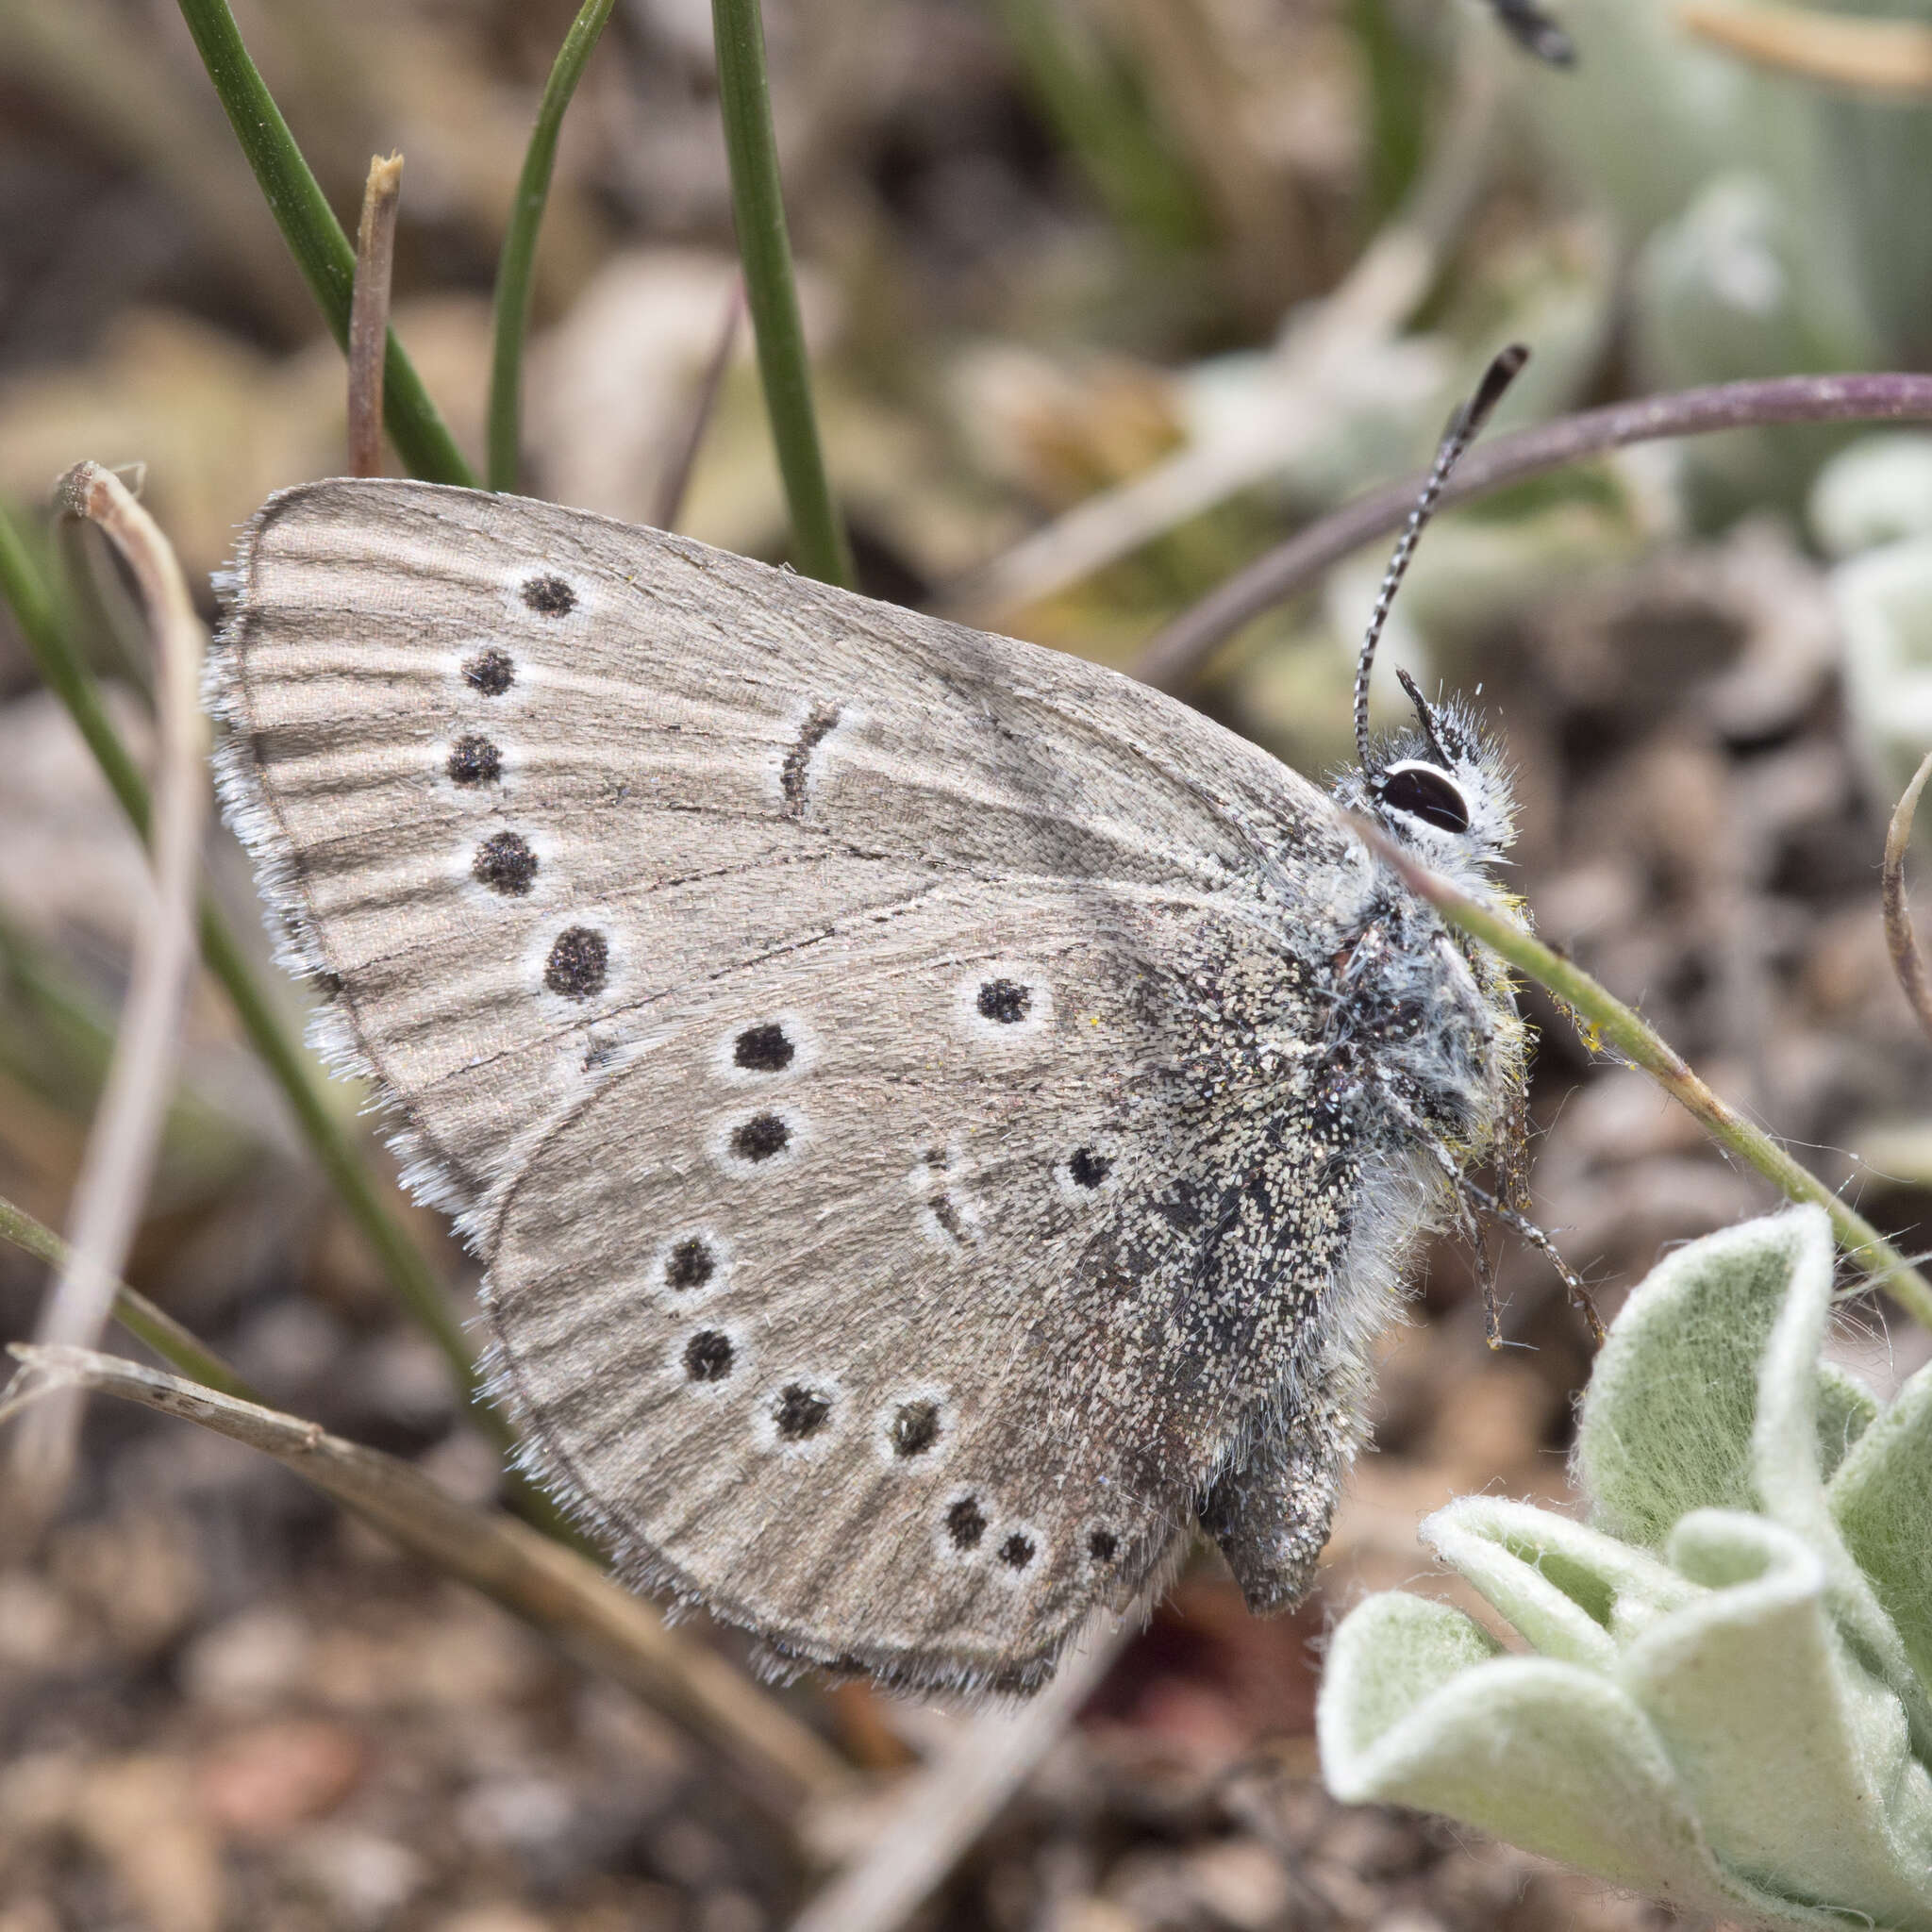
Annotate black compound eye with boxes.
[1379,762,1471,835]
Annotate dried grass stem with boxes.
[15,466,209,1507]
[349,153,404,478]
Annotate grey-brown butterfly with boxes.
[206,350,1534,1695]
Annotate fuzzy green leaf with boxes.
[1320,1208,1932,1930]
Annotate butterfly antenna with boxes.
[1487,0,1576,66]
[1353,343,1530,777]
[1395,666,1453,766]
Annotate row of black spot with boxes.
[944,1503,1119,1573]
[469,578,1128,1583]
[453,610,611,1002]
[675,1333,1122,1576]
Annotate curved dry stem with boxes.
[14,466,210,1511]
[1134,371,1932,691]
[1882,751,1932,1046]
[0,509,501,1441]
[1345,812,1932,1333]
[4,1344,854,1825]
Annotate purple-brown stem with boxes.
[1134,372,1932,692]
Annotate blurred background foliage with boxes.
[9,0,1932,775]
[8,3,1932,1927]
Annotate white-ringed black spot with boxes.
[977,978,1030,1024]
[731,1112,790,1162]
[1068,1147,1111,1189]
[544,925,608,997]
[1087,1528,1119,1564]
[464,648,515,696]
[665,1238,714,1291]
[447,734,502,785]
[999,1531,1036,1570]
[522,573,575,617]
[773,1383,832,1440]
[946,1497,986,1550]
[685,1330,732,1381]
[733,1023,793,1072]
[473,831,537,895]
[890,1401,941,1457]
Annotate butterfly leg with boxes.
[1461,1177,1607,1346]
[1195,1354,1365,1615]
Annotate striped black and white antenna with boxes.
[1487,0,1575,66]
[1352,342,1529,778]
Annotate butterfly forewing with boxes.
[210,478,1365,1690]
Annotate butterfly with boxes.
[205,351,1532,1694]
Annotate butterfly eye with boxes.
[1378,762,1471,835]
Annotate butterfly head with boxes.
[1334,672,1516,886]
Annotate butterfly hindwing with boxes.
[209,478,1371,1690]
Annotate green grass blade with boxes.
[0,1192,261,1404]
[711,0,854,588]
[488,0,616,494]
[991,0,1208,252]
[0,506,496,1432]
[173,0,477,489]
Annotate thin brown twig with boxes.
[348,153,404,478]
[651,273,744,532]
[12,465,208,1516]
[4,1343,855,1825]
[1882,751,1932,1045]
[1132,372,1932,691]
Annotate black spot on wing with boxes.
[447,734,501,785]
[464,649,515,695]
[977,978,1030,1024]
[665,1238,714,1290]
[544,926,608,997]
[474,831,537,894]
[522,574,576,617]
[733,1023,794,1071]
[946,1497,986,1549]
[890,1401,940,1457]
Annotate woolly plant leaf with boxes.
[1572,1209,1827,1549]
[1831,1353,1932,1701]
[1632,1510,1932,1928]
[1320,1208,1932,1931]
